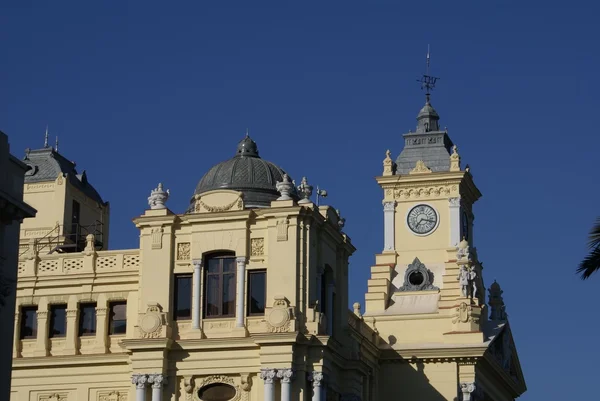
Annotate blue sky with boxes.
[1,1,598,400]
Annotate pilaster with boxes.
[13,312,21,358]
[191,259,202,330]
[33,303,49,357]
[94,304,108,353]
[382,201,396,252]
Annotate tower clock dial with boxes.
[407,204,438,235]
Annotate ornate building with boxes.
[11,96,526,401]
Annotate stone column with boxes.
[192,259,202,330]
[33,307,49,357]
[13,311,21,358]
[308,371,324,401]
[383,201,396,252]
[64,308,79,355]
[149,374,166,401]
[94,305,108,353]
[277,368,294,401]
[259,368,277,401]
[235,257,247,328]
[132,374,148,401]
[449,197,461,247]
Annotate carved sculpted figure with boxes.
[457,266,470,297]
[469,267,478,299]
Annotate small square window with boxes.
[109,301,127,335]
[49,305,67,338]
[78,303,97,336]
[20,306,37,339]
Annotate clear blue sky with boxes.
[1,2,598,400]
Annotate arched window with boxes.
[204,253,236,318]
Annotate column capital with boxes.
[383,201,396,211]
[259,368,277,384]
[149,373,167,388]
[132,374,149,389]
[276,368,294,383]
[308,371,324,387]
[459,381,480,401]
[449,197,461,207]
[192,259,203,268]
[236,256,247,265]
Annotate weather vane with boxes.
[416,45,440,102]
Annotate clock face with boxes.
[462,212,469,240]
[407,204,438,235]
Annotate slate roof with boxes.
[395,99,454,175]
[22,147,106,205]
[189,136,297,210]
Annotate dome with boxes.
[190,135,296,209]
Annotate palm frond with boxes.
[587,217,600,250]
[577,246,600,280]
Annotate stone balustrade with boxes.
[17,249,140,277]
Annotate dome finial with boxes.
[236,133,259,157]
[245,127,249,138]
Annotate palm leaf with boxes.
[577,218,600,280]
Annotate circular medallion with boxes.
[268,308,289,327]
[140,313,161,333]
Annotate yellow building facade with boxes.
[11,99,526,401]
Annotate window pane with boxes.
[205,274,220,317]
[49,305,67,338]
[223,258,236,273]
[222,273,236,316]
[207,258,220,274]
[109,302,127,335]
[20,306,38,339]
[248,271,266,315]
[79,303,97,336]
[174,276,192,320]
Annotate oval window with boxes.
[198,383,237,401]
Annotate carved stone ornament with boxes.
[409,160,432,174]
[276,174,294,200]
[398,257,439,292]
[276,218,289,241]
[308,371,324,387]
[39,394,67,401]
[177,242,191,260]
[456,238,471,263]
[250,238,264,256]
[195,197,243,213]
[138,302,166,338]
[266,296,292,333]
[196,375,242,401]
[392,184,457,200]
[297,176,313,204]
[276,368,294,383]
[452,302,479,325]
[148,183,170,210]
[450,145,461,172]
[382,149,395,176]
[151,227,163,250]
[98,390,127,401]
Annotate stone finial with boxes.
[275,174,294,200]
[297,177,313,204]
[84,234,95,252]
[336,209,346,229]
[353,302,362,318]
[148,183,170,210]
[409,160,432,175]
[450,144,461,172]
[382,149,395,176]
[456,237,470,262]
[488,280,507,320]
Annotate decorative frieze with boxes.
[392,184,458,200]
[151,227,164,249]
[98,390,127,401]
[39,394,67,401]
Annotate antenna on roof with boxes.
[44,126,49,148]
[416,44,440,103]
[55,136,59,152]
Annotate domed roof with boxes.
[190,135,295,209]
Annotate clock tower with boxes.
[363,83,526,399]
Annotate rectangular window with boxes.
[109,301,127,335]
[205,255,236,318]
[174,275,192,320]
[49,305,67,338]
[20,306,38,339]
[247,270,266,315]
[78,303,97,336]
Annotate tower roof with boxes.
[22,146,106,205]
[394,98,454,175]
